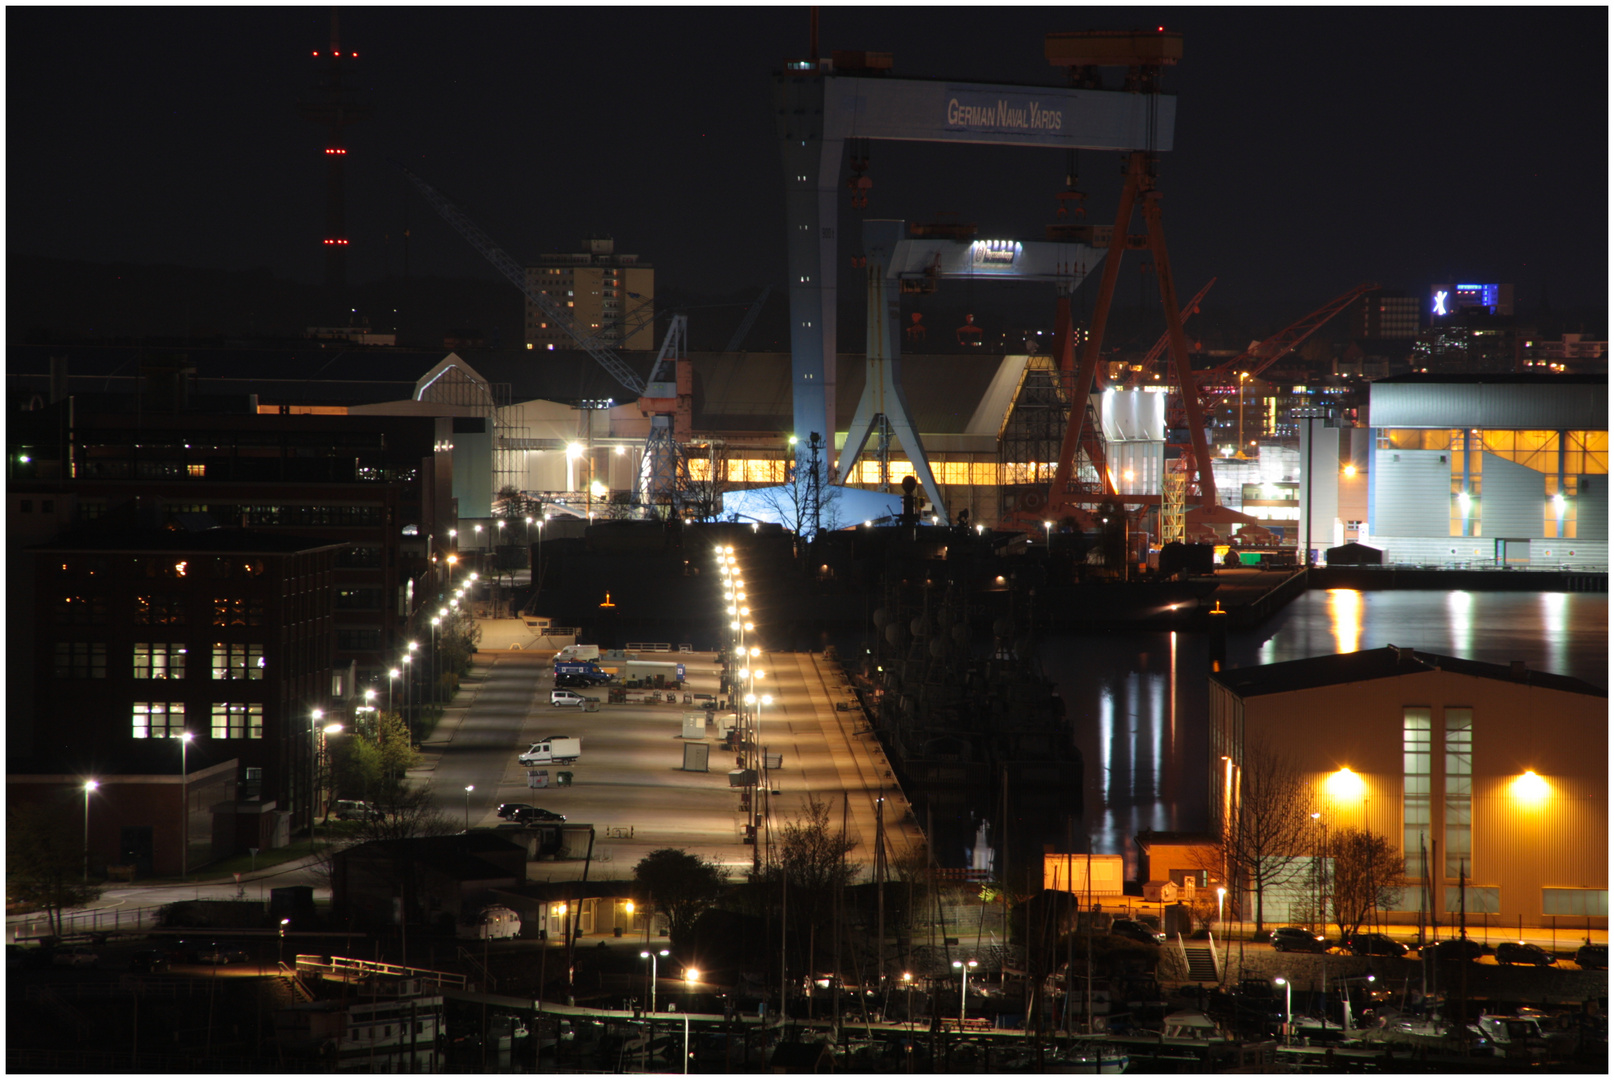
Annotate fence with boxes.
[9,904,166,942]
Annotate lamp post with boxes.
[403,653,415,740]
[951,958,978,1025]
[1216,886,1227,938]
[178,731,193,879]
[309,708,324,837]
[1274,976,1292,1044]
[388,667,400,716]
[464,784,474,832]
[82,779,98,883]
[1044,520,1053,547]
[1237,372,1249,450]
[641,948,669,1013]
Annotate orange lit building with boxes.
[1209,646,1606,930]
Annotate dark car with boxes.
[1109,919,1164,945]
[1270,927,1328,953]
[1495,941,1555,967]
[513,807,566,824]
[496,803,535,821]
[1421,937,1487,962]
[1575,943,1607,970]
[1344,933,1407,957]
[128,949,171,974]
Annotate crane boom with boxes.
[1132,277,1216,384]
[400,166,646,396]
[1209,281,1378,382]
[723,285,773,353]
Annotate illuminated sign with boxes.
[970,239,1021,267]
[1432,290,1448,316]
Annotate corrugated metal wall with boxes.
[1577,475,1607,540]
[1480,452,1545,538]
[1372,382,1607,430]
[1372,449,1450,536]
[1473,774,1608,921]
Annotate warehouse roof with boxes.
[1211,645,1606,699]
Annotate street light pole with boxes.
[178,731,193,880]
[309,708,324,838]
[1274,976,1292,1044]
[82,779,98,883]
[464,784,474,832]
[388,667,399,716]
[951,958,977,1025]
[640,948,668,1014]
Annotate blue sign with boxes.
[676,663,686,680]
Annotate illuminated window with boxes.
[211,702,264,739]
[134,643,187,680]
[132,701,185,739]
[1444,708,1472,877]
[53,595,108,625]
[212,598,265,627]
[1542,888,1608,917]
[1403,708,1430,880]
[212,643,265,680]
[136,594,186,626]
[54,641,107,679]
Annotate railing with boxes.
[296,953,467,991]
[625,642,673,652]
[9,903,166,941]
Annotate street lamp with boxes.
[178,731,194,879]
[464,784,474,831]
[1237,372,1249,449]
[641,948,669,1013]
[1273,976,1292,1044]
[82,779,98,883]
[388,667,400,715]
[430,615,441,707]
[1216,886,1227,936]
[951,958,978,1025]
[309,708,325,837]
[1044,520,1053,546]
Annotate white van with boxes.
[550,689,587,707]
[555,644,601,662]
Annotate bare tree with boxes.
[1327,827,1403,941]
[1227,735,1313,935]
[7,804,102,936]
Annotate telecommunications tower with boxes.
[298,10,372,291]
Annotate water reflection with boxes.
[1327,589,1362,653]
[1044,589,1606,862]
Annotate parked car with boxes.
[1270,927,1328,953]
[1494,941,1555,967]
[512,807,566,825]
[1344,933,1407,957]
[550,689,589,707]
[1108,919,1165,945]
[496,803,536,821]
[333,799,381,822]
[128,949,170,974]
[196,942,250,965]
[1574,943,1607,970]
[1421,937,1488,962]
[51,945,99,968]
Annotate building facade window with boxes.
[337,628,383,651]
[212,598,266,626]
[53,595,108,625]
[1402,707,1431,880]
[132,702,185,739]
[211,643,265,680]
[135,594,187,625]
[1444,884,1499,913]
[133,643,187,680]
[53,641,107,679]
[1444,707,1473,878]
[211,702,264,739]
[1542,888,1608,917]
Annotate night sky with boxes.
[8,6,1607,320]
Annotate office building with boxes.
[524,238,655,352]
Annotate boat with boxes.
[1041,1043,1130,1073]
[275,993,445,1055]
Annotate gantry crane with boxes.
[401,166,692,513]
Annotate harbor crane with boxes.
[401,166,691,513]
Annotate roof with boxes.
[1369,372,1606,430]
[34,521,343,556]
[1211,645,1606,699]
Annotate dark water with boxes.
[1040,589,1608,870]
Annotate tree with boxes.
[1227,735,1313,935]
[349,783,459,844]
[1327,827,1404,941]
[633,848,727,950]
[7,803,102,935]
[333,710,421,801]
